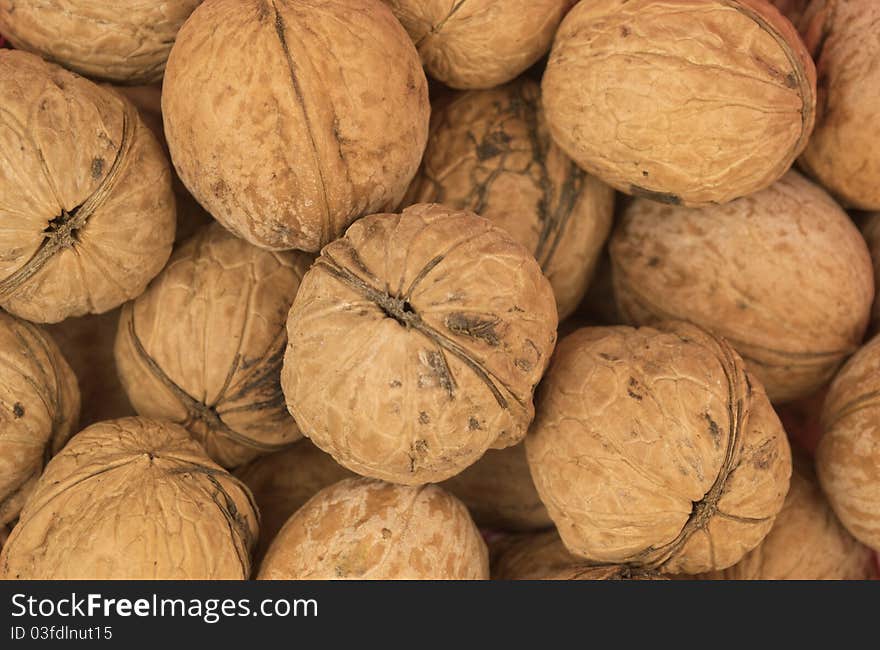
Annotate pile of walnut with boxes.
[0,0,878,581]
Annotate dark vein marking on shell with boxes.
[444,312,501,346]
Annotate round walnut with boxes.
[0,417,258,580]
[163,0,429,252]
[701,455,876,579]
[526,322,793,575]
[0,311,80,530]
[115,223,312,468]
[610,171,874,404]
[0,51,176,324]
[860,213,880,334]
[799,0,880,209]
[0,1,201,84]
[283,203,558,485]
[542,0,816,207]
[235,440,354,561]
[441,443,552,532]
[404,79,614,320]
[817,334,880,551]
[258,478,488,580]
[382,0,572,90]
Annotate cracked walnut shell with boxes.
[526,322,792,575]
[0,417,258,580]
[115,223,312,469]
[542,0,816,206]
[0,311,80,530]
[610,171,874,404]
[282,204,558,485]
[0,51,176,324]
[382,0,572,90]
[162,0,429,252]
[404,79,614,320]
[258,478,488,580]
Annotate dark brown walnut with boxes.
[115,223,313,468]
[611,171,874,404]
[235,440,354,561]
[283,204,558,485]
[47,310,134,429]
[526,322,792,575]
[542,0,816,207]
[817,335,880,551]
[0,418,258,580]
[258,478,488,580]
[404,79,615,320]
[700,454,876,579]
[383,1,573,90]
[0,1,201,84]
[0,311,80,530]
[799,0,880,209]
[0,51,176,324]
[859,213,880,334]
[163,0,430,252]
[441,443,552,532]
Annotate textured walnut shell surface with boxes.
[526,322,792,575]
[283,204,558,485]
[383,0,572,90]
[0,417,258,580]
[258,477,488,580]
[860,213,880,334]
[115,223,312,468]
[798,0,880,209]
[611,171,874,404]
[0,311,79,528]
[235,440,354,561]
[0,1,201,84]
[163,0,429,252]
[404,79,615,320]
[0,51,176,323]
[701,455,875,579]
[440,443,552,532]
[542,0,816,207]
[818,335,880,551]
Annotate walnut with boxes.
[0,1,201,84]
[382,0,572,90]
[526,322,792,574]
[258,478,488,580]
[817,334,880,551]
[282,204,558,484]
[115,223,312,468]
[0,311,79,529]
[0,51,176,323]
[610,171,874,403]
[404,79,614,320]
[542,0,816,207]
[799,0,880,209]
[162,0,429,252]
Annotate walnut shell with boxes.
[283,204,558,485]
[770,0,810,23]
[799,0,880,209]
[115,223,312,468]
[383,0,572,90]
[0,1,201,84]
[610,171,874,404]
[860,213,880,334]
[817,334,880,551]
[258,477,488,580]
[701,455,875,579]
[0,51,176,323]
[235,440,354,561]
[441,443,552,532]
[404,79,614,320]
[0,417,258,580]
[542,0,816,207]
[163,0,429,252]
[526,322,792,574]
[0,311,79,528]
